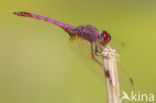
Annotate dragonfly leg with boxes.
[95,45,101,53]
[95,45,102,56]
[92,44,112,82]
[91,43,103,65]
[98,45,103,52]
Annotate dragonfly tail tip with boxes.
[129,78,134,85]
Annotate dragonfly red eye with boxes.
[101,31,111,44]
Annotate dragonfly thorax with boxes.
[70,25,99,42]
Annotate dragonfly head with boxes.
[99,31,111,46]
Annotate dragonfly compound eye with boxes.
[101,31,111,44]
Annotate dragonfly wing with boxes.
[68,36,134,88]
[69,36,106,82]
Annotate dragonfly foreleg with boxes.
[95,45,102,56]
[91,43,103,65]
[95,45,101,53]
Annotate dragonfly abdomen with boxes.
[13,12,75,34]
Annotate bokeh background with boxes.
[0,0,156,103]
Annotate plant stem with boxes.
[102,46,121,103]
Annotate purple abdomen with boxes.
[13,12,75,34]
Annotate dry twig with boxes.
[102,46,121,103]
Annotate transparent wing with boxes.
[68,35,134,87]
[109,37,125,52]
[69,35,106,82]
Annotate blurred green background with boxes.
[0,0,156,103]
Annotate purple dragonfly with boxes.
[13,12,111,65]
[13,12,133,84]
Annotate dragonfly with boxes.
[13,11,133,84]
